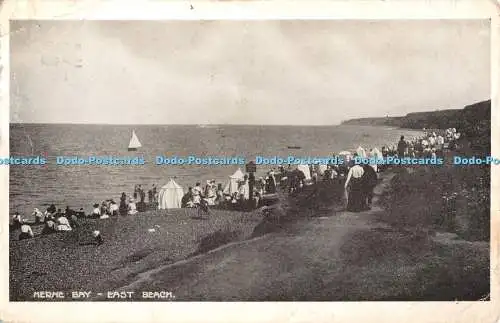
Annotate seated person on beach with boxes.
[19,224,34,240]
[92,230,104,246]
[56,216,72,231]
[47,204,57,214]
[109,200,119,216]
[65,206,76,217]
[41,220,57,235]
[192,183,203,205]
[55,209,64,218]
[127,198,138,215]
[32,208,44,224]
[198,198,210,216]
[181,187,194,208]
[100,202,110,219]
[77,208,86,218]
[91,203,101,218]
[69,213,79,228]
[12,212,23,229]
[100,201,109,216]
[44,208,55,222]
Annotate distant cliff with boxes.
[341,99,491,152]
[341,100,489,130]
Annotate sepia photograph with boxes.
[6,18,492,303]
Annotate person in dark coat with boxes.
[197,198,210,217]
[397,136,408,158]
[344,164,367,212]
[181,187,194,208]
[77,208,86,218]
[119,192,128,215]
[47,204,57,214]
[361,165,378,208]
[148,189,153,204]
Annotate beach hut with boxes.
[297,164,311,181]
[158,179,184,209]
[223,168,245,195]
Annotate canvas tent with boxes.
[338,151,352,164]
[297,165,311,181]
[369,147,382,172]
[356,146,367,158]
[158,179,184,209]
[223,168,245,195]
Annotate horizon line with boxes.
[9,99,491,126]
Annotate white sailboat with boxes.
[128,130,142,151]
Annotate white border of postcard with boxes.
[0,1,499,323]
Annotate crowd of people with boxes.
[342,128,461,212]
[11,129,462,241]
[180,171,279,213]
[11,204,77,240]
[10,183,160,241]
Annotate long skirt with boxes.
[346,177,367,212]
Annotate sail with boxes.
[128,130,142,149]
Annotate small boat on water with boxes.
[287,146,301,149]
[128,130,142,151]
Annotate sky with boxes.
[10,20,491,125]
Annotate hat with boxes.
[93,203,99,208]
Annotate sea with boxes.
[9,124,423,218]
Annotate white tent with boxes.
[158,179,184,210]
[356,146,367,158]
[338,151,352,164]
[223,168,245,195]
[369,148,382,172]
[297,164,311,180]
